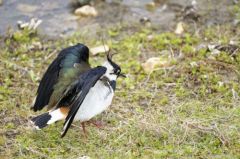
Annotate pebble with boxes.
[74,5,98,17]
[175,22,184,35]
[145,2,156,11]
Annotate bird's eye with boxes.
[111,69,121,76]
[116,69,121,75]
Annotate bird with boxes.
[31,43,125,137]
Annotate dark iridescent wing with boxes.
[32,43,90,112]
[60,66,107,137]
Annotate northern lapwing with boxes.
[31,43,125,137]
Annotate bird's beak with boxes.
[118,73,126,78]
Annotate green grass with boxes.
[0,24,240,158]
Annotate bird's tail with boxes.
[31,108,67,129]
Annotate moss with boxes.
[159,96,169,105]
[182,44,195,56]
[12,29,38,44]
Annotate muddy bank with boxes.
[0,0,238,37]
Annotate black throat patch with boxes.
[109,80,116,91]
[100,76,116,91]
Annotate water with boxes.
[0,0,77,36]
[0,0,235,37]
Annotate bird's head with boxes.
[103,52,126,80]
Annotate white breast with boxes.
[73,80,114,122]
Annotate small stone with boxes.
[208,44,217,51]
[211,49,221,55]
[175,22,184,35]
[74,5,98,17]
[191,0,197,6]
[90,45,109,55]
[0,0,3,6]
[145,2,156,11]
[147,35,154,41]
[229,40,238,45]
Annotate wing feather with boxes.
[60,66,107,137]
[32,43,90,111]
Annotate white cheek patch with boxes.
[107,74,117,81]
[102,60,118,81]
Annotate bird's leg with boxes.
[87,120,104,129]
[81,122,87,137]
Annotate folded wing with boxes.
[32,43,90,111]
[59,66,107,137]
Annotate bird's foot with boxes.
[87,120,105,129]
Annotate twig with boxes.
[25,147,48,158]
[184,121,230,146]
[44,50,57,62]
[202,59,240,76]
[147,84,158,106]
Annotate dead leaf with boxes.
[90,45,109,55]
[142,57,172,73]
